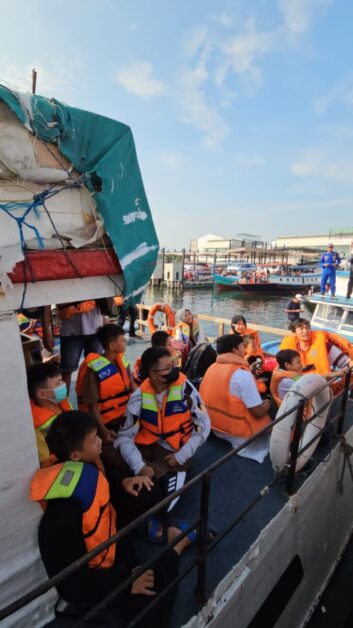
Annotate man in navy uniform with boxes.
[346,242,353,299]
[320,242,341,298]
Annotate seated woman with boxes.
[230,315,263,355]
[172,308,206,364]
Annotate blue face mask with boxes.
[54,382,67,403]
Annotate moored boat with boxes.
[214,264,321,293]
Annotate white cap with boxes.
[295,293,303,301]
[327,242,333,247]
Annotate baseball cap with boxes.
[327,242,333,247]
[295,293,303,301]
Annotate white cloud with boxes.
[115,61,166,98]
[315,75,353,113]
[217,19,279,89]
[291,149,353,184]
[183,25,209,57]
[0,56,82,98]
[176,65,229,148]
[279,0,333,37]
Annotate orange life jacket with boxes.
[270,369,302,407]
[31,461,117,569]
[31,398,72,465]
[135,373,194,450]
[133,356,142,385]
[280,331,353,375]
[57,300,96,321]
[76,353,131,425]
[114,296,124,307]
[199,353,271,439]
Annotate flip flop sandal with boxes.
[145,516,166,544]
[168,519,217,545]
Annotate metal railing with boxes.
[0,371,351,626]
[135,303,292,341]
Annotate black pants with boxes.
[118,306,137,334]
[347,273,353,298]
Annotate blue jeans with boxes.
[60,334,103,373]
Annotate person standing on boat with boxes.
[57,299,110,392]
[320,243,341,297]
[284,294,304,331]
[346,244,353,299]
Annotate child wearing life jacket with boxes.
[30,411,193,624]
[243,335,268,396]
[76,324,135,445]
[133,330,175,385]
[27,362,72,467]
[270,350,304,406]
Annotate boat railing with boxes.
[135,303,292,340]
[0,370,351,626]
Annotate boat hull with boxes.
[186,412,353,628]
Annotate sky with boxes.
[1,0,353,249]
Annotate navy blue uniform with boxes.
[320,250,341,296]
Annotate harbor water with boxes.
[125,285,311,363]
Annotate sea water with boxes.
[124,286,311,364]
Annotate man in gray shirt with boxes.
[115,347,210,479]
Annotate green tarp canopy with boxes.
[0,85,159,304]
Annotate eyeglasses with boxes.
[152,364,173,373]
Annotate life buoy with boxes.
[270,373,332,472]
[147,303,175,334]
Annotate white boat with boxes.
[1,86,353,628]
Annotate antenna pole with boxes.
[32,69,37,95]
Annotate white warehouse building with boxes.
[274,228,353,257]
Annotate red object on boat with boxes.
[263,357,278,371]
[9,248,122,283]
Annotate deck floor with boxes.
[46,396,353,628]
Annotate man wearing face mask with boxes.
[27,363,71,467]
[115,347,210,482]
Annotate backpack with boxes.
[182,342,217,386]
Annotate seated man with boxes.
[279,318,353,375]
[31,411,192,625]
[115,347,210,482]
[133,330,175,385]
[76,324,134,444]
[27,362,71,467]
[199,334,271,463]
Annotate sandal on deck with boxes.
[145,516,166,544]
[168,519,217,545]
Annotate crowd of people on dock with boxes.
[20,295,353,625]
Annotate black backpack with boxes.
[182,342,217,386]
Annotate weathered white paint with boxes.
[0,275,124,312]
[185,420,353,628]
[0,312,56,627]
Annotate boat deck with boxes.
[47,396,353,628]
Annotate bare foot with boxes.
[167,526,193,555]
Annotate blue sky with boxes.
[1,0,353,248]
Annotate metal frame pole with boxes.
[195,472,211,605]
[287,399,305,495]
[337,369,351,435]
